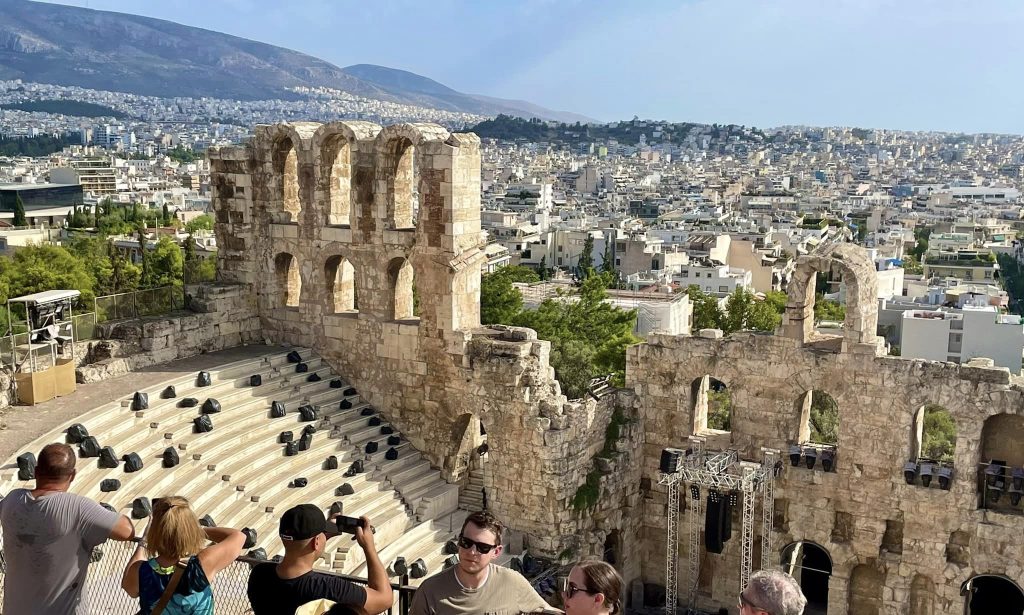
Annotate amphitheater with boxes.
[0,121,1022,615]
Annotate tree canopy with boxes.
[689,286,781,334]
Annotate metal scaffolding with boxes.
[658,438,779,613]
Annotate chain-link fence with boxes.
[95,287,185,323]
[0,538,416,614]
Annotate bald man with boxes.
[0,442,135,615]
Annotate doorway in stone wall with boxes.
[963,575,1024,615]
[781,541,831,614]
[450,413,490,511]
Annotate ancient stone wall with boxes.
[628,244,1024,614]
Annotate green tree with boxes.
[480,271,524,325]
[724,287,754,333]
[137,227,151,287]
[747,299,782,332]
[538,255,550,281]
[3,244,96,305]
[921,405,956,462]
[601,239,615,275]
[12,194,27,227]
[148,236,184,288]
[809,391,839,444]
[763,290,789,314]
[688,285,724,331]
[814,296,846,322]
[161,204,172,227]
[577,235,594,279]
[707,387,732,431]
[184,214,214,234]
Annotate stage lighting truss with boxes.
[658,437,779,614]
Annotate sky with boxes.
[41,0,1024,134]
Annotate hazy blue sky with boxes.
[43,0,1024,133]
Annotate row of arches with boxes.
[272,134,419,230]
[272,252,417,321]
[783,541,1024,615]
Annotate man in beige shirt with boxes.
[411,511,555,615]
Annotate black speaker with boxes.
[123,452,143,473]
[307,373,321,383]
[98,446,119,469]
[242,528,257,549]
[161,386,176,399]
[250,374,262,387]
[100,479,121,492]
[270,401,286,418]
[286,350,302,363]
[330,379,343,389]
[179,397,199,408]
[385,447,398,461]
[296,362,309,373]
[197,371,212,387]
[66,423,89,444]
[79,436,101,458]
[16,452,35,481]
[660,448,684,474]
[132,497,152,519]
[193,415,213,433]
[163,447,179,468]
[299,405,317,422]
[202,398,222,414]
[132,391,149,410]
[325,455,339,470]
[704,490,727,554]
[279,431,294,444]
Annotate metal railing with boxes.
[0,538,417,614]
[0,313,98,367]
[95,286,185,323]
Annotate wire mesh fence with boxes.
[94,287,185,324]
[0,539,417,614]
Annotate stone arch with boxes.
[781,243,879,351]
[848,563,884,615]
[383,136,416,230]
[963,574,1024,615]
[448,412,487,481]
[273,252,301,308]
[979,413,1024,511]
[911,403,957,463]
[796,390,839,445]
[322,133,352,226]
[387,257,416,321]
[691,375,731,434]
[909,574,934,615]
[603,530,622,567]
[324,255,356,314]
[272,136,300,222]
[781,541,832,613]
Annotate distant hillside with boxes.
[468,115,766,145]
[0,0,591,122]
[0,99,127,119]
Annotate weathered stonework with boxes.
[208,123,1024,614]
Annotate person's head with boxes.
[280,504,337,561]
[740,570,807,615]
[457,511,504,574]
[561,560,622,615]
[148,496,207,559]
[35,443,77,489]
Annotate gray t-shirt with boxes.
[410,564,553,615]
[0,488,120,615]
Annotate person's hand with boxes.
[354,515,376,551]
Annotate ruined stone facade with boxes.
[209,123,1024,614]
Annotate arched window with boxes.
[979,413,1024,512]
[387,257,416,321]
[692,375,730,434]
[781,541,832,614]
[797,390,838,445]
[963,575,1024,615]
[323,135,351,226]
[273,253,300,308]
[273,138,300,222]
[325,255,356,313]
[848,564,884,615]
[912,404,956,462]
[386,137,416,230]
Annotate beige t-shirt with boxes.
[410,564,555,615]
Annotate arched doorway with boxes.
[691,375,731,434]
[781,541,831,614]
[963,575,1024,615]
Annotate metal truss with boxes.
[658,470,684,614]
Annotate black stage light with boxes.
[1010,488,1023,507]
[938,467,953,490]
[986,460,1006,487]
[903,461,918,485]
[789,444,802,467]
[690,485,700,500]
[919,463,934,488]
[820,450,835,473]
[803,447,817,470]
[1013,467,1024,491]
[660,448,684,474]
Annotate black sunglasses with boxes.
[457,535,498,554]
[560,578,596,599]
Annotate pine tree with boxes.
[577,234,594,279]
[601,239,615,275]
[539,255,550,281]
[13,194,28,227]
[162,203,171,227]
[136,226,150,287]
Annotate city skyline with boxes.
[33,0,1024,134]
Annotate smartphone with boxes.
[335,515,366,534]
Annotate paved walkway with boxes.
[0,344,288,462]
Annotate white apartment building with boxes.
[676,261,753,297]
[901,306,1024,373]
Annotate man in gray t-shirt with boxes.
[0,443,135,615]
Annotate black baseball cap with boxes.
[279,504,340,541]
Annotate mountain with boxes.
[341,64,595,124]
[0,0,594,122]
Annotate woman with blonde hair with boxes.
[560,559,623,615]
[121,496,246,614]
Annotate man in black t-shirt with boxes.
[247,504,392,615]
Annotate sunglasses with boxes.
[559,578,596,599]
[457,535,498,554]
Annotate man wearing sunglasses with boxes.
[411,510,555,614]
[738,570,806,615]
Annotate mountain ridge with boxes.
[0,0,593,122]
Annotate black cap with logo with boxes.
[279,504,340,541]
